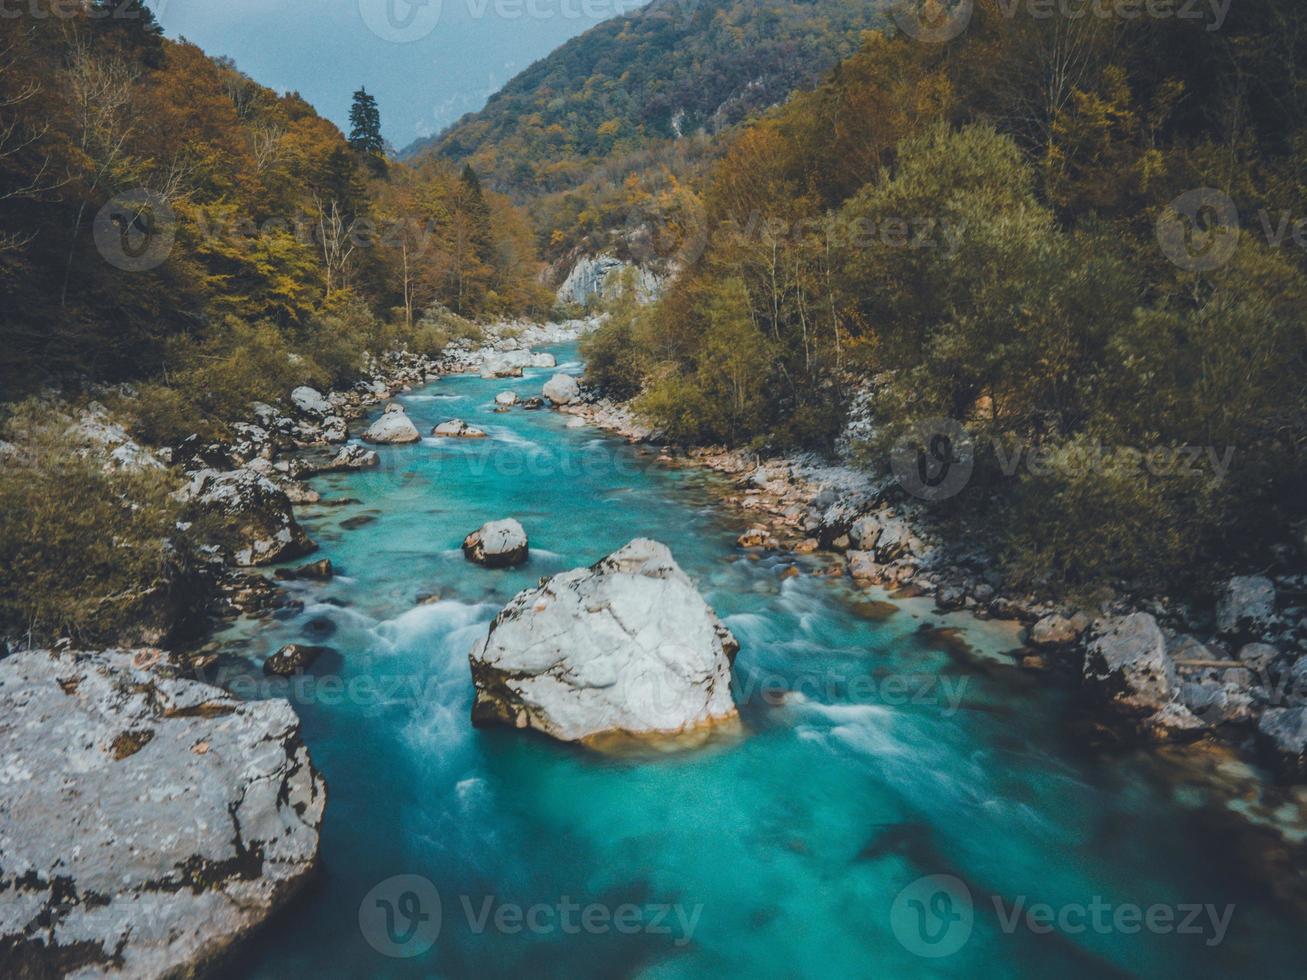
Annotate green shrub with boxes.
[0,404,203,645]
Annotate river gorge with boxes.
[197,342,1305,979]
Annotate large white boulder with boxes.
[362,409,420,444]
[469,539,739,741]
[543,373,581,406]
[0,648,325,978]
[463,518,529,568]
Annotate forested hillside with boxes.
[0,3,550,401]
[410,0,885,197]
[584,0,1307,597]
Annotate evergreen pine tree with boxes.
[348,87,384,156]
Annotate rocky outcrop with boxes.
[469,539,738,742]
[182,467,316,567]
[1083,612,1179,714]
[462,519,529,568]
[433,419,488,439]
[0,648,325,978]
[495,391,518,407]
[1028,613,1085,649]
[362,408,420,444]
[543,373,581,406]
[555,255,662,305]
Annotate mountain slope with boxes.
[404,0,886,197]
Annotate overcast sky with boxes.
[146,0,647,150]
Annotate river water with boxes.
[214,343,1302,979]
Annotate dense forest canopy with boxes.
[583,0,1307,597]
[0,1,550,398]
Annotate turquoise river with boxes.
[213,343,1303,979]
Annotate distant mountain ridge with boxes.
[403,0,887,197]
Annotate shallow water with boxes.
[215,344,1302,979]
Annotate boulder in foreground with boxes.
[469,538,739,741]
[0,648,325,978]
[463,518,529,568]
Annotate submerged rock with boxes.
[469,538,739,742]
[463,518,529,568]
[264,643,329,676]
[362,410,420,444]
[542,373,581,406]
[0,648,325,978]
[1083,612,1178,714]
[433,419,488,439]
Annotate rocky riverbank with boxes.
[0,319,596,979]
[551,391,1307,784]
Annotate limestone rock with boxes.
[0,649,325,978]
[1083,612,1178,714]
[362,410,420,444]
[462,519,529,569]
[543,373,581,406]
[469,539,738,741]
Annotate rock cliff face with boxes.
[469,539,738,742]
[555,255,662,306]
[0,648,325,978]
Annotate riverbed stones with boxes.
[543,373,581,405]
[468,538,739,741]
[462,518,529,568]
[495,391,518,407]
[433,419,488,438]
[1083,612,1179,713]
[0,648,325,978]
[1216,575,1277,638]
[362,409,420,444]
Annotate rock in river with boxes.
[463,518,529,568]
[542,373,581,406]
[433,418,488,439]
[362,409,420,444]
[469,538,739,742]
[0,648,325,978]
